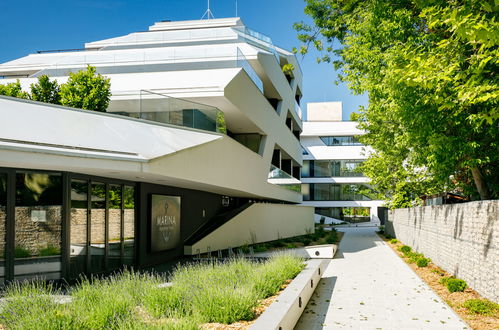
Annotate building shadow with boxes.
[334,227,380,258]
[296,275,338,330]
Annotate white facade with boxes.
[0,17,304,203]
[300,102,384,224]
[0,17,313,276]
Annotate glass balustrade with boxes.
[107,90,226,133]
[268,165,301,193]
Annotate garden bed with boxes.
[381,235,499,330]
[0,255,305,329]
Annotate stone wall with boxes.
[386,200,498,303]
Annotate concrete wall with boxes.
[386,201,498,303]
[185,203,314,254]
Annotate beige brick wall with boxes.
[387,201,498,303]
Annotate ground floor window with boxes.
[0,168,136,282]
[14,171,62,280]
[70,178,135,279]
[316,207,371,223]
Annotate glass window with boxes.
[315,207,371,223]
[0,174,6,284]
[91,183,106,273]
[310,183,373,201]
[108,184,122,270]
[123,186,135,266]
[14,172,62,280]
[320,136,363,146]
[70,179,88,278]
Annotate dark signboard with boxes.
[150,194,181,252]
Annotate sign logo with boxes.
[151,195,181,252]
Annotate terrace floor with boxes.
[295,227,469,329]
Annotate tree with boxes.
[296,0,498,207]
[60,65,111,112]
[30,75,61,104]
[0,80,29,99]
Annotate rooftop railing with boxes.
[30,47,264,94]
[107,90,226,133]
[232,26,280,65]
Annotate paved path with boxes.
[295,227,469,330]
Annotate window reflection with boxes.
[123,186,135,266]
[108,184,122,269]
[14,172,62,280]
[0,174,6,284]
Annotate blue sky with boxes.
[0,0,366,119]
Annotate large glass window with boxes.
[320,136,362,146]
[123,186,135,266]
[70,179,88,279]
[0,173,6,284]
[301,160,364,178]
[108,184,122,270]
[91,183,106,273]
[316,207,371,223]
[14,172,62,280]
[302,183,373,201]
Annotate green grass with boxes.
[463,299,499,316]
[0,255,305,329]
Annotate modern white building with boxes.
[0,17,312,282]
[300,102,384,224]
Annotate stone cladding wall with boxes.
[386,200,498,303]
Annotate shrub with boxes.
[416,257,429,267]
[39,245,61,256]
[14,246,31,258]
[399,245,412,255]
[463,299,499,315]
[390,238,399,244]
[407,252,424,263]
[377,225,385,234]
[443,278,467,293]
[253,244,268,252]
[319,216,325,225]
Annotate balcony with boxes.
[268,165,301,193]
[108,90,226,133]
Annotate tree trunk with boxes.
[471,166,490,200]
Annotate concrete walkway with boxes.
[295,227,469,329]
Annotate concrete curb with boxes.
[249,259,330,330]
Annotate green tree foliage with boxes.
[30,75,61,104]
[296,0,498,207]
[60,66,111,112]
[0,80,29,99]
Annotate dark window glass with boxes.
[90,183,106,273]
[320,136,363,146]
[315,207,371,223]
[0,174,6,284]
[309,183,373,201]
[309,160,364,177]
[70,179,88,278]
[14,172,62,280]
[123,186,135,266]
[108,184,122,270]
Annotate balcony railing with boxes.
[268,165,301,193]
[107,90,226,133]
[233,26,280,64]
